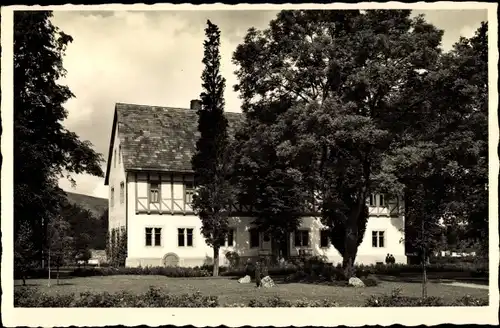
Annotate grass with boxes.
[14,275,489,307]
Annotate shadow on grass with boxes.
[375,274,488,285]
[16,282,76,287]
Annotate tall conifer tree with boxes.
[192,20,233,276]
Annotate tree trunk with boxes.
[213,246,220,277]
[421,218,428,298]
[22,271,26,286]
[47,248,51,287]
[343,222,358,279]
[57,266,60,285]
[343,197,363,279]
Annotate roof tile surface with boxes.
[115,103,243,173]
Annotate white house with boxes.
[104,100,406,268]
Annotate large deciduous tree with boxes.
[233,10,444,276]
[384,22,489,266]
[14,11,104,265]
[192,20,234,277]
[232,99,310,260]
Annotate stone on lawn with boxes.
[348,277,365,287]
[261,275,276,288]
[238,275,251,284]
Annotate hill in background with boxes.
[64,191,108,250]
[65,191,108,219]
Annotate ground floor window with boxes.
[225,228,235,247]
[294,230,309,247]
[372,231,385,248]
[145,227,162,246]
[249,228,259,248]
[178,228,194,247]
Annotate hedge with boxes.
[16,259,488,281]
[15,286,218,307]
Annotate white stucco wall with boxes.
[107,127,126,232]
[122,171,406,267]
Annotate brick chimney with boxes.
[190,99,202,111]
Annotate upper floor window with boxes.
[118,145,121,164]
[294,230,309,247]
[372,231,385,248]
[110,187,115,207]
[379,194,386,207]
[369,194,375,206]
[184,180,195,204]
[120,182,124,204]
[150,181,160,204]
[114,149,117,168]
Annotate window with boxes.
[294,230,309,247]
[145,227,162,246]
[320,230,329,248]
[184,181,195,204]
[372,231,385,248]
[118,145,121,164]
[120,182,124,204]
[110,187,115,207]
[178,228,194,247]
[114,149,117,168]
[145,228,152,246]
[379,194,386,207]
[369,194,375,206]
[154,228,162,246]
[150,181,160,203]
[226,229,235,247]
[249,228,259,248]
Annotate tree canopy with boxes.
[232,10,487,273]
[14,11,104,265]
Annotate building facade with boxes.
[104,101,406,267]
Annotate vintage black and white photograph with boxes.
[1,2,498,327]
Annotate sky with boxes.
[52,9,488,199]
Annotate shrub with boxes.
[361,274,379,287]
[15,287,75,307]
[247,296,338,307]
[365,288,445,307]
[365,288,488,307]
[451,295,489,306]
[225,251,240,269]
[15,286,219,307]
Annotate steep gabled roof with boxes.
[104,103,244,185]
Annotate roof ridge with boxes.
[115,102,243,115]
[116,102,190,111]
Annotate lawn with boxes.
[14,275,489,307]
